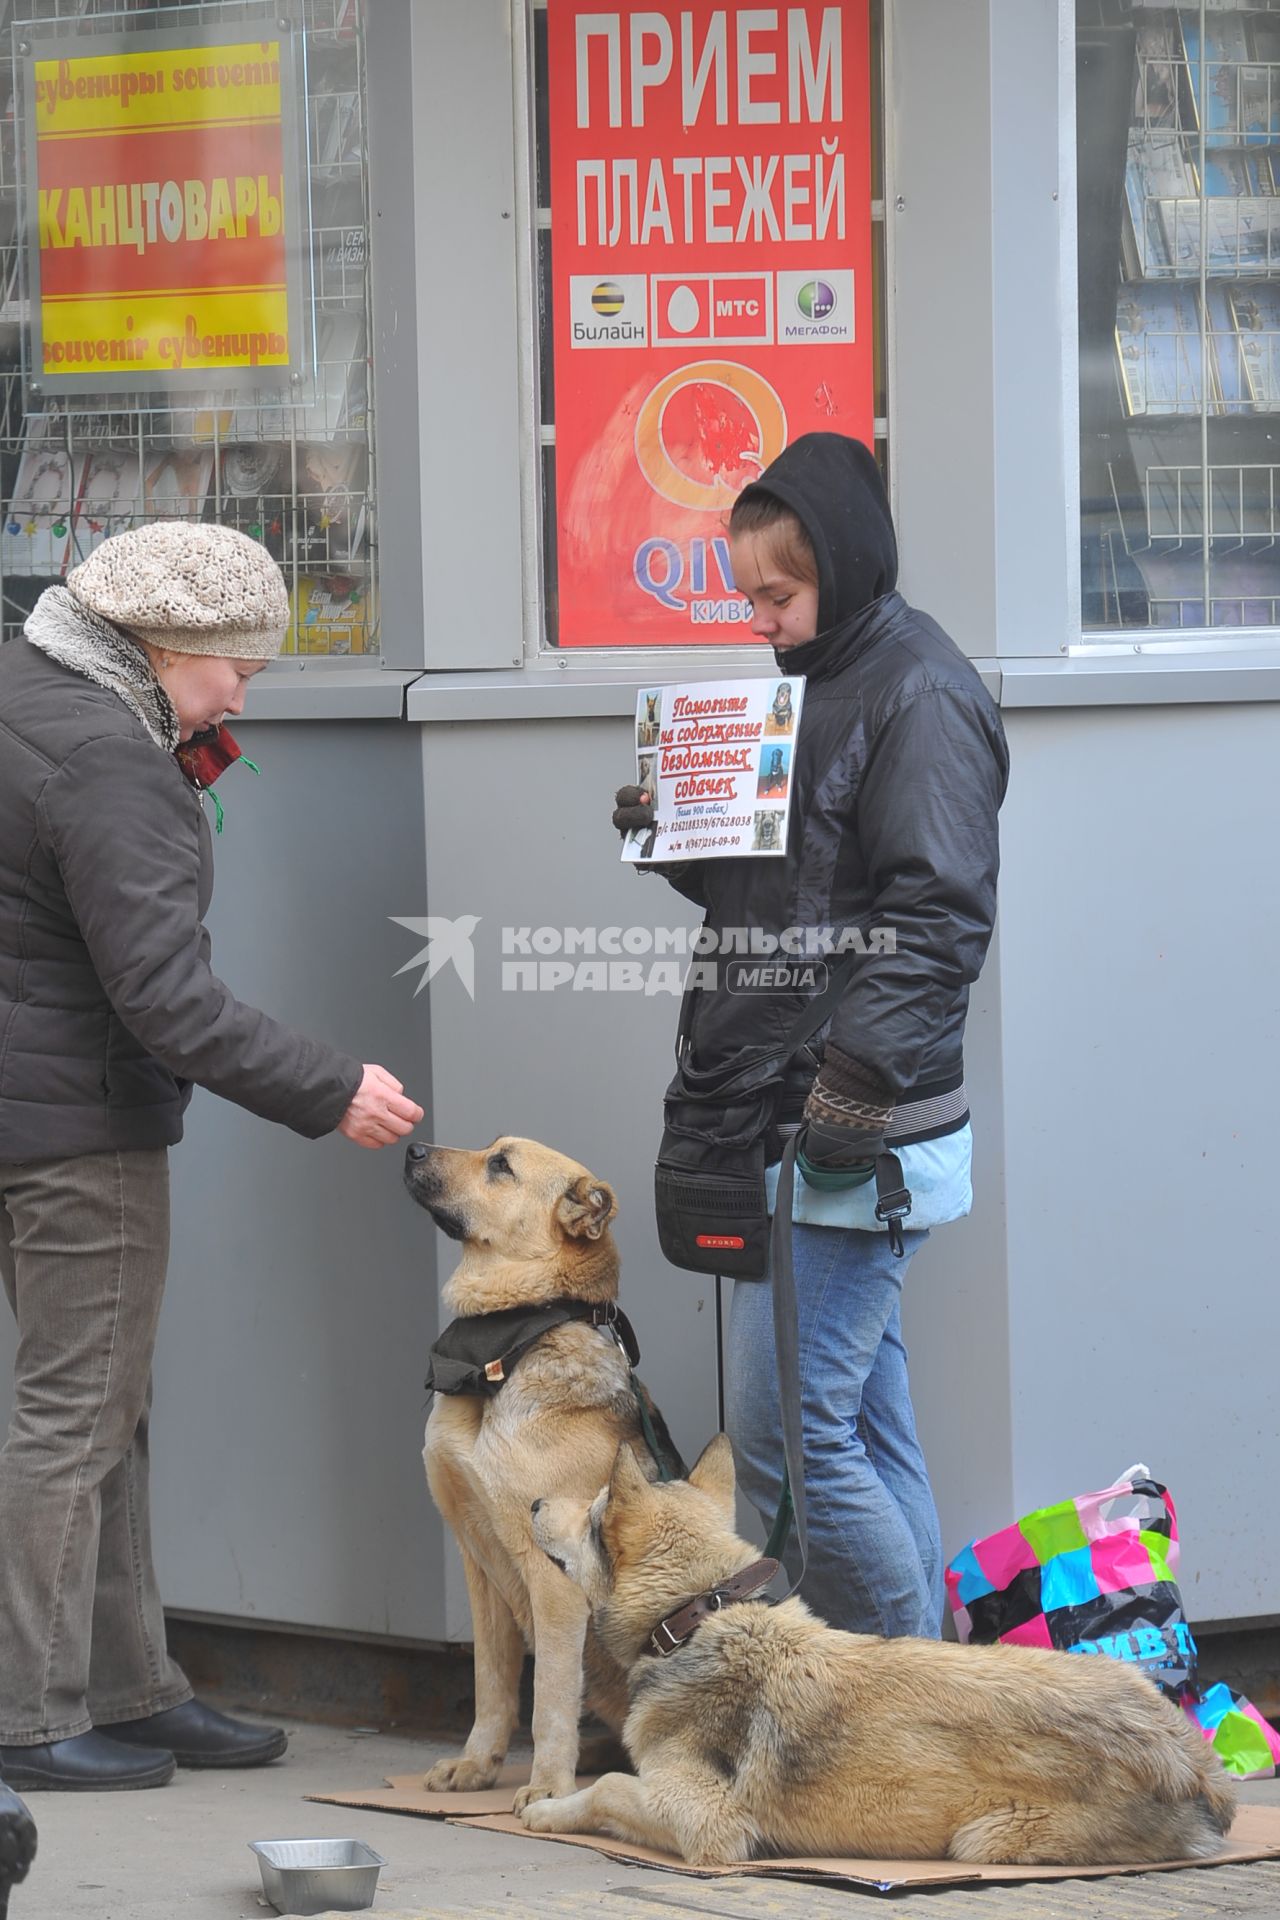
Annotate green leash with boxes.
[601,1318,676,1483]
[764,1469,794,1562]
[632,1378,677,1483]
[209,756,260,836]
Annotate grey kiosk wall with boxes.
[2,0,1277,1677]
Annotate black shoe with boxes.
[0,1777,37,1885]
[105,1699,287,1770]
[0,1731,174,1792]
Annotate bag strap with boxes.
[675,950,861,1096]
[779,952,861,1059]
[765,1132,807,1597]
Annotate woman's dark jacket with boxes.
[0,632,361,1160]
[659,435,1009,1133]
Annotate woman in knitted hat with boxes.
[0,522,423,1792]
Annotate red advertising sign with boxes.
[547,2,873,647]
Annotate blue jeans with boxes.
[726,1222,944,1639]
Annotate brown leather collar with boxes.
[644,1557,779,1658]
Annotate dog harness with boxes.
[425,1298,680,1481]
[425,1299,640,1396]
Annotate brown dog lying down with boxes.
[405,1136,682,1814]
[526,1438,1238,1868]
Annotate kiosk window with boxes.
[1079,0,1280,632]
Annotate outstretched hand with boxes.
[338,1064,424,1148]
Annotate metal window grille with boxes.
[0,0,377,660]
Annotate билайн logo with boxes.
[570,273,646,347]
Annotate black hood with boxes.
[735,432,898,635]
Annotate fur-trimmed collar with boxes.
[23,585,179,752]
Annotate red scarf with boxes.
[175,726,256,833]
[175,723,244,790]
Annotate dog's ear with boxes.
[556,1175,617,1242]
[608,1442,650,1505]
[688,1434,737,1519]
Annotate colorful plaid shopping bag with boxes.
[946,1467,1280,1780]
[1183,1683,1280,1780]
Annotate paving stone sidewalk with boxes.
[11,1719,1280,1920]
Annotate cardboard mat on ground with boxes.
[308,1768,1280,1893]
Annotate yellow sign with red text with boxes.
[31,39,292,383]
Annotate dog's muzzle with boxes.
[402,1144,468,1238]
[403,1143,442,1190]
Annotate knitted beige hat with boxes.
[67,521,290,659]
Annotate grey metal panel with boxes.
[251,669,418,719]
[5,700,1278,1636]
[996,704,1280,1621]
[408,659,783,723]
[413,716,721,1632]
[988,0,1075,657]
[367,0,526,670]
[998,652,1280,708]
[0,723,442,1639]
[410,713,1018,1626]
[406,662,1003,722]
[143,720,441,1637]
[887,1,997,658]
[249,649,1280,723]
[889,2,1074,660]
[365,0,425,672]
[411,0,524,671]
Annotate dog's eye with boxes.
[487,1151,513,1179]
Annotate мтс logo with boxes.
[796,279,837,321]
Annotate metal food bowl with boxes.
[249,1837,387,1916]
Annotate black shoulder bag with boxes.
[654,958,859,1281]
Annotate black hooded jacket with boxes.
[657,434,1009,1136]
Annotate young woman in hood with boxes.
[616,433,1009,1639]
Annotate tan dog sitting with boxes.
[526,1438,1238,1867]
[404,1137,682,1813]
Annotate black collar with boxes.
[426,1298,639,1398]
